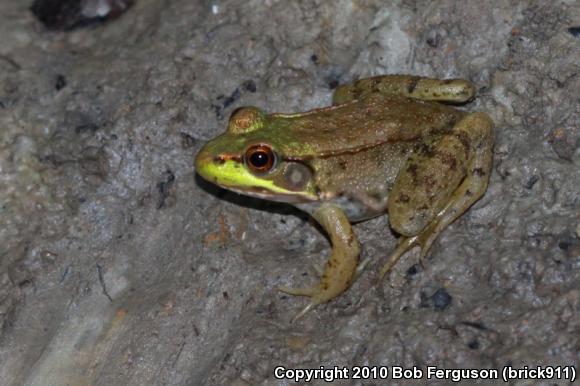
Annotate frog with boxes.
[195,75,494,321]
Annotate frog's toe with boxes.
[277,285,316,297]
[378,235,419,280]
[310,262,324,277]
[379,223,441,280]
[355,256,372,279]
[291,302,317,322]
[418,237,434,261]
[277,287,321,322]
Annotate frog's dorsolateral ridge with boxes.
[195,75,494,321]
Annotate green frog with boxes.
[195,75,494,320]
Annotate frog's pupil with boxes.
[250,151,269,168]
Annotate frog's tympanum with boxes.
[195,75,494,320]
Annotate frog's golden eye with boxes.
[245,144,276,173]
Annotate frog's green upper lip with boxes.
[195,144,318,203]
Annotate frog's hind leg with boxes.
[277,204,361,322]
[379,112,494,279]
[332,75,475,105]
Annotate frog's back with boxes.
[268,94,466,157]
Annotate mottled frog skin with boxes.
[195,75,494,320]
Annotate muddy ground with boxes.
[0,0,579,385]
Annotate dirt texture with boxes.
[0,0,579,385]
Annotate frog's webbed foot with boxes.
[278,204,361,322]
[276,286,320,322]
[378,225,437,280]
[278,256,371,322]
[277,281,345,322]
[277,285,317,322]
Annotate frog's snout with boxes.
[194,144,215,182]
[195,142,243,185]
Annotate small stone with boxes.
[432,288,452,311]
[239,368,252,382]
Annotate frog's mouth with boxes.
[225,185,317,203]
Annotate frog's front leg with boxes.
[379,112,494,279]
[333,75,475,105]
[278,203,360,321]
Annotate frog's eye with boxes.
[245,144,276,173]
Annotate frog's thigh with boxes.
[389,112,493,238]
[388,134,468,237]
[380,114,493,280]
[415,113,494,242]
[332,75,475,105]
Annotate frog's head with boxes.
[195,107,319,202]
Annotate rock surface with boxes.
[0,0,578,385]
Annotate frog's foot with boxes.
[278,254,369,303]
[278,256,369,322]
[277,285,319,322]
[378,222,439,280]
[276,285,330,322]
[277,285,316,297]
[378,235,418,280]
[277,204,361,322]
